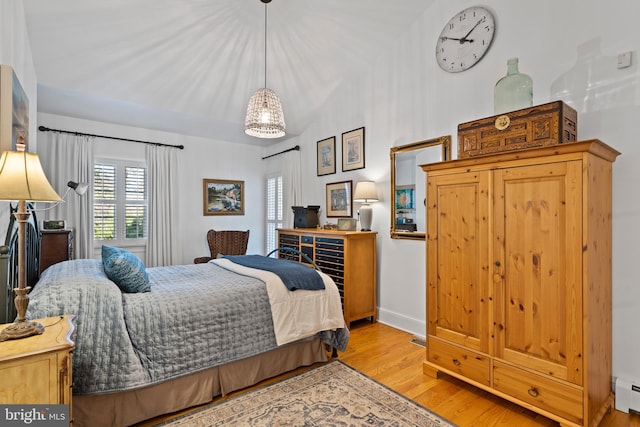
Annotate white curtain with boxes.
[38,132,95,259]
[145,145,180,267]
[282,149,301,228]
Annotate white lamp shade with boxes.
[354,181,379,203]
[0,151,62,202]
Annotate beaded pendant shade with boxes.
[245,88,285,138]
[244,0,286,139]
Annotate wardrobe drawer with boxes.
[428,338,490,386]
[493,361,582,424]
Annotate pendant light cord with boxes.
[264,1,268,88]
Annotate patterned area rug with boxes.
[158,360,455,426]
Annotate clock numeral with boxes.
[449,23,454,30]
[459,13,466,21]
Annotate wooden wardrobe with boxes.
[421,140,619,427]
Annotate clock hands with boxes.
[440,36,474,43]
[461,18,484,41]
[440,18,484,44]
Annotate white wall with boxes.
[268,0,640,384]
[37,113,266,265]
[0,1,38,238]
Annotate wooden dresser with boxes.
[277,228,377,327]
[39,230,73,274]
[421,140,619,427]
[0,315,75,408]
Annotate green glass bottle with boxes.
[494,58,533,114]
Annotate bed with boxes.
[1,213,349,427]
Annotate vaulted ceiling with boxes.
[24,0,434,145]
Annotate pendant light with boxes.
[245,0,286,138]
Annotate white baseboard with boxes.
[377,307,426,340]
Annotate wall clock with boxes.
[435,6,496,73]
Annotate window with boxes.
[265,174,283,255]
[94,160,147,246]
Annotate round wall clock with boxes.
[435,6,496,73]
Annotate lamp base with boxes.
[0,319,44,342]
[359,204,373,231]
[0,286,43,342]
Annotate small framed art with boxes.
[337,218,357,231]
[326,180,352,218]
[0,65,29,151]
[203,179,244,216]
[342,127,365,172]
[395,185,415,210]
[317,136,336,176]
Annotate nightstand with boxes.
[0,315,75,407]
[39,230,73,274]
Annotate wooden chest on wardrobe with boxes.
[421,140,619,427]
[457,101,578,159]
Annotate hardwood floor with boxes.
[140,320,640,426]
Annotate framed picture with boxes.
[341,127,365,172]
[337,218,357,231]
[395,185,415,210]
[203,179,244,216]
[316,136,336,176]
[326,180,352,218]
[0,65,29,151]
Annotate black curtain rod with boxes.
[38,126,185,150]
[261,145,300,160]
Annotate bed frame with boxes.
[0,203,40,324]
[1,211,332,427]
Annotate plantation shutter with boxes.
[94,163,116,240]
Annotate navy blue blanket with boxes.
[223,255,325,291]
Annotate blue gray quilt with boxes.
[26,259,349,395]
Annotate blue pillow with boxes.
[101,245,150,293]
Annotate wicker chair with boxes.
[193,229,250,264]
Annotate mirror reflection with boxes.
[390,136,451,240]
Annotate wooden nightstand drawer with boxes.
[493,361,583,424]
[428,337,490,386]
[0,315,75,407]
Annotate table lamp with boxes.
[354,181,379,231]
[0,150,61,341]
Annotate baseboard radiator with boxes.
[615,377,640,413]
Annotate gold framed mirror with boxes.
[390,135,451,240]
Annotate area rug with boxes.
[157,360,455,426]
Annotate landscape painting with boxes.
[203,179,244,216]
